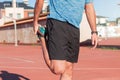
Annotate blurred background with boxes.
[0,0,120,45]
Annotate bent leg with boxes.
[40,37,51,68]
[40,37,66,74]
[40,33,74,80]
[39,38,73,80]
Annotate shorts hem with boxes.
[50,58,78,63]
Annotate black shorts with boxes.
[45,18,80,63]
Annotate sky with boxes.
[0,0,120,21]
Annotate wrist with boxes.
[91,31,98,35]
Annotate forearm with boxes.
[34,0,44,24]
[85,3,98,48]
[85,3,97,32]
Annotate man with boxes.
[33,0,98,80]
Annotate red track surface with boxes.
[0,38,120,80]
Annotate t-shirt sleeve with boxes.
[85,0,93,4]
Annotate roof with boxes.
[0,13,49,28]
[97,16,108,18]
[0,1,34,9]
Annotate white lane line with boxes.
[0,57,34,63]
[11,57,34,63]
[0,62,29,63]
[75,68,120,70]
[0,66,48,70]
[0,66,120,70]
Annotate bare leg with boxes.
[40,37,51,68]
[60,62,73,80]
[40,37,74,80]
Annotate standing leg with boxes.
[60,61,73,80]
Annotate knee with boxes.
[52,66,65,75]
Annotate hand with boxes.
[33,22,39,34]
[91,33,98,49]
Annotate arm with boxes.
[85,3,98,49]
[33,0,44,34]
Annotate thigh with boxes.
[46,18,69,60]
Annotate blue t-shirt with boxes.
[48,0,93,28]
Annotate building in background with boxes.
[96,16,108,26]
[42,0,49,13]
[117,17,120,26]
[107,21,117,26]
[96,16,120,27]
[0,1,34,19]
[0,0,49,25]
